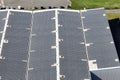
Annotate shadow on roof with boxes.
[109,18,120,61]
[90,72,102,80]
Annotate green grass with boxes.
[107,13,120,20]
[70,0,120,10]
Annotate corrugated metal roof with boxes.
[91,67,120,80]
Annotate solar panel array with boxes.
[58,11,89,80]
[0,10,32,80]
[28,11,56,80]
[81,9,120,69]
[0,8,119,80]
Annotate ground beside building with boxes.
[1,0,71,9]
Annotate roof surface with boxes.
[0,8,119,80]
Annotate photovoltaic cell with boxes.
[81,8,120,69]
[58,10,90,80]
[28,11,56,80]
[0,11,32,80]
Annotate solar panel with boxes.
[0,11,8,47]
[28,11,56,80]
[0,8,119,80]
[91,67,120,80]
[0,10,32,80]
[58,10,90,80]
[81,8,120,69]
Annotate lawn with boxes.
[106,13,120,20]
[70,0,120,10]
[70,0,120,19]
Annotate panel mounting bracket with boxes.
[80,42,85,45]
[103,14,106,16]
[3,39,8,43]
[110,41,114,44]
[58,39,63,42]
[81,16,85,19]
[30,50,36,53]
[26,28,31,30]
[28,67,34,71]
[84,79,90,80]
[0,31,3,34]
[77,27,83,30]
[59,55,64,59]
[51,30,57,33]
[106,26,110,29]
[83,28,90,32]
[51,46,57,49]
[22,60,27,63]
[81,59,87,61]
[58,24,63,27]
[0,56,5,60]
[31,34,37,37]
[60,74,65,78]
[51,17,56,20]
[51,63,57,67]
[6,25,11,28]
[85,43,93,47]
[115,59,119,62]
[2,18,6,21]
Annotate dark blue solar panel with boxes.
[28,11,56,80]
[0,11,32,80]
[0,11,8,46]
[82,8,120,69]
[58,10,90,80]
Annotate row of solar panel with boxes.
[0,9,119,80]
[0,10,32,80]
